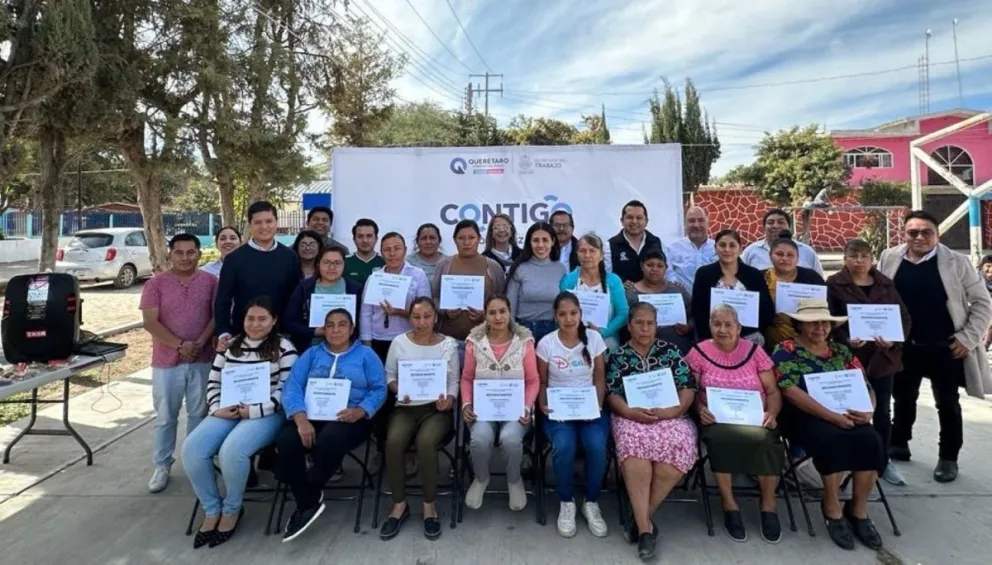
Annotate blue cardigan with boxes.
[559,269,630,339]
[282,340,387,420]
[283,276,364,353]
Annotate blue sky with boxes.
[321,0,992,175]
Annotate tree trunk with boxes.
[37,124,66,271]
[118,125,169,272]
[217,171,236,227]
[247,180,268,205]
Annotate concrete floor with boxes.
[1,370,991,564]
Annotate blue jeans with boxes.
[543,411,610,502]
[518,319,556,344]
[152,363,209,468]
[181,413,284,516]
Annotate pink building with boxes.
[830,109,992,248]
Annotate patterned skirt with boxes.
[612,415,699,474]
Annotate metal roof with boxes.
[288,179,332,201]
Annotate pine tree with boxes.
[600,104,611,143]
[647,77,721,191]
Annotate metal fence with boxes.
[0,210,227,238]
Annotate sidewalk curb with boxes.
[94,321,143,339]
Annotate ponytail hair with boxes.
[231,296,283,362]
[553,291,591,365]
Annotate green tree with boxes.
[374,102,462,146]
[735,125,851,206]
[647,78,721,191]
[322,14,405,147]
[505,115,578,146]
[857,178,911,255]
[573,106,611,145]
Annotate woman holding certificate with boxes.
[277,308,387,543]
[692,229,775,346]
[827,239,911,487]
[506,222,567,344]
[624,249,693,355]
[771,300,885,551]
[685,304,784,544]
[763,231,826,347]
[379,297,459,541]
[559,233,629,351]
[605,302,697,561]
[182,297,297,548]
[460,295,539,513]
[537,292,611,540]
[433,220,507,347]
[284,245,364,354]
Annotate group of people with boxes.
[139,198,992,562]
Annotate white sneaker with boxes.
[882,462,907,486]
[557,501,578,538]
[464,478,489,510]
[148,466,170,493]
[582,501,608,537]
[508,480,527,511]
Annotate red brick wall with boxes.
[693,188,906,251]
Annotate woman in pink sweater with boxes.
[460,295,539,513]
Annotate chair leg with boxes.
[787,464,816,537]
[450,447,459,530]
[264,482,280,536]
[275,481,289,535]
[372,463,385,530]
[353,444,372,534]
[695,463,715,537]
[779,474,798,533]
[185,499,200,536]
[874,480,901,536]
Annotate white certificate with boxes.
[304,378,352,421]
[573,290,610,329]
[622,368,680,409]
[547,386,600,421]
[638,293,687,326]
[398,359,447,402]
[804,370,873,414]
[775,282,827,314]
[309,294,357,327]
[439,275,485,310]
[707,387,764,427]
[473,379,525,422]
[363,271,413,306]
[710,288,759,328]
[219,362,271,408]
[847,304,905,342]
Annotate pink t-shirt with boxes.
[139,270,218,368]
[685,339,774,404]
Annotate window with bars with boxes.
[843,146,894,169]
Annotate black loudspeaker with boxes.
[2,273,81,363]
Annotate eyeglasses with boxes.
[906,229,935,239]
[299,241,320,249]
[320,260,344,268]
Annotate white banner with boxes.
[331,145,684,251]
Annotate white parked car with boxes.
[55,228,154,288]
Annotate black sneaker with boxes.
[723,510,747,542]
[760,511,782,544]
[843,502,883,550]
[933,459,959,483]
[379,506,409,541]
[282,493,325,543]
[637,530,658,562]
[424,516,442,540]
[888,445,911,462]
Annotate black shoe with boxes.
[760,511,782,544]
[637,530,658,562]
[843,502,882,550]
[210,508,244,548]
[282,495,325,543]
[193,526,216,549]
[933,459,959,483]
[379,506,410,541]
[889,445,911,462]
[822,503,855,550]
[723,510,747,542]
[424,516,442,540]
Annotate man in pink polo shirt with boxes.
[140,234,218,493]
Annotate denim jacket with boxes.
[281,340,387,419]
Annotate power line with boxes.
[443,0,493,73]
[504,53,992,97]
[403,0,476,73]
[352,0,464,80]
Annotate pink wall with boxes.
[834,116,992,187]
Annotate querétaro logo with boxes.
[450,157,467,175]
[439,195,573,231]
[449,155,509,175]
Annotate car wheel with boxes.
[114,264,137,289]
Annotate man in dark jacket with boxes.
[551,210,580,271]
[606,200,663,285]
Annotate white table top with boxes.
[0,351,125,401]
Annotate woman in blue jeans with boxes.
[182,297,298,549]
[537,292,610,539]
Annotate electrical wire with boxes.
[402,0,477,73]
[443,0,493,73]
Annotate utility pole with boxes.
[469,73,503,117]
[952,19,964,107]
[924,29,932,113]
[465,82,473,113]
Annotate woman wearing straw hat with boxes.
[771,298,885,552]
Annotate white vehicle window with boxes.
[125,232,147,247]
[68,233,113,249]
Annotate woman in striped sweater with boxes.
[182,297,297,549]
